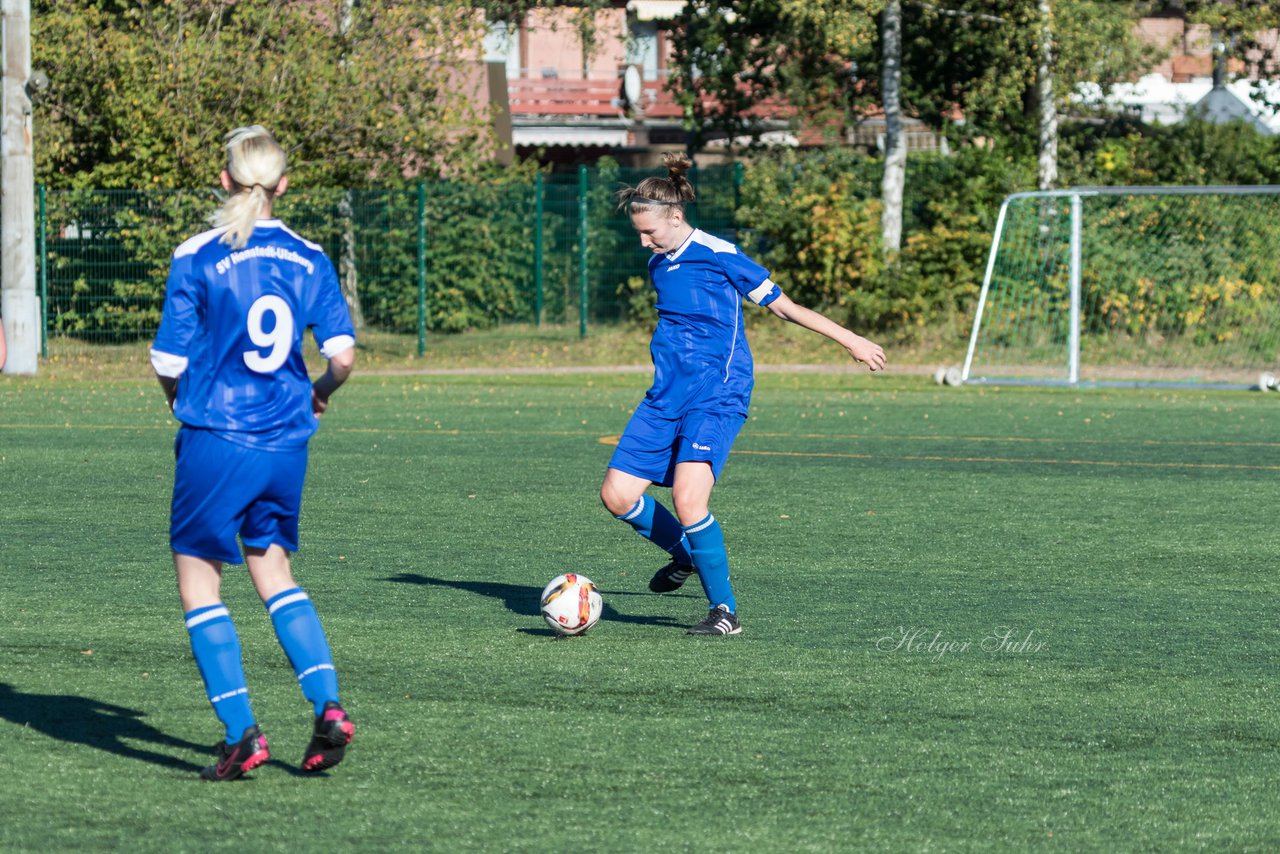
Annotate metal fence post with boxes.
[416,183,427,357]
[688,163,699,228]
[578,165,588,338]
[37,183,47,358]
[534,172,544,327]
[732,161,744,242]
[1068,192,1082,386]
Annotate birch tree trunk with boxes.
[338,0,365,329]
[1037,0,1058,191]
[1,0,38,374]
[880,0,904,255]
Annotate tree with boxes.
[670,1,880,152]
[667,1,1156,240]
[881,0,905,252]
[1170,1,1280,104]
[1036,0,1057,190]
[33,0,499,189]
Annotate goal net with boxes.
[961,185,1280,388]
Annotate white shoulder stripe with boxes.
[264,219,324,253]
[690,230,739,255]
[173,227,231,259]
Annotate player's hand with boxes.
[312,389,330,415]
[847,335,886,372]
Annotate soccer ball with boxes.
[540,573,603,636]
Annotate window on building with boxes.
[627,19,660,82]
[484,20,522,79]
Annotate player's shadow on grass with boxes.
[385,573,690,630]
[0,682,205,773]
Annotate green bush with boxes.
[1059,116,1280,187]
[736,146,1017,339]
[38,120,1280,347]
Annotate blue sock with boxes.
[185,605,256,744]
[616,496,694,565]
[266,588,339,715]
[683,513,736,613]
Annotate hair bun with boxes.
[663,151,692,180]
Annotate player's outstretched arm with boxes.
[312,346,356,415]
[765,293,886,371]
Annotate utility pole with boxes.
[1,0,37,374]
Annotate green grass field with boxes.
[3,366,1280,851]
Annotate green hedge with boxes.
[38,119,1280,347]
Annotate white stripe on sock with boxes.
[685,514,717,535]
[267,591,310,615]
[297,663,336,681]
[185,606,230,629]
[209,686,248,704]
[621,496,646,522]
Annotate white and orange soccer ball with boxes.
[540,573,603,636]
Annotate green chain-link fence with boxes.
[38,164,742,355]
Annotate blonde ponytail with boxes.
[211,125,287,249]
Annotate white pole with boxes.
[1,0,37,375]
[961,195,1013,382]
[1068,192,1081,385]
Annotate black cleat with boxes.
[687,604,742,636]
[200,725,270,781]
[301,702,355,773]
[649,561,696,593]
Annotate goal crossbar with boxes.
[962,185,1280,390]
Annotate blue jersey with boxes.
[151,219,355,450]
[645,229,781,416]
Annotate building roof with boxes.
[1074,73,1280,134]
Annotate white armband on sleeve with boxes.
[149,348,189,378]
[747,278,781,306]
[320,335,356,359]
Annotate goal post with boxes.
[961,185,1280,389]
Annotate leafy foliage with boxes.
[667,1,1155,152]
[736,146,1022,338]
[1059,116,1280,186]
[669,0,879,149]
[421,180,540,333]
[34,0,497,189]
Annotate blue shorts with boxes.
[170,427,308,564]
[608,400,746,487]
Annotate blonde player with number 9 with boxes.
[150,126,357,781]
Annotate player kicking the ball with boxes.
[600,153,886,636]
[151,126,356,780]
